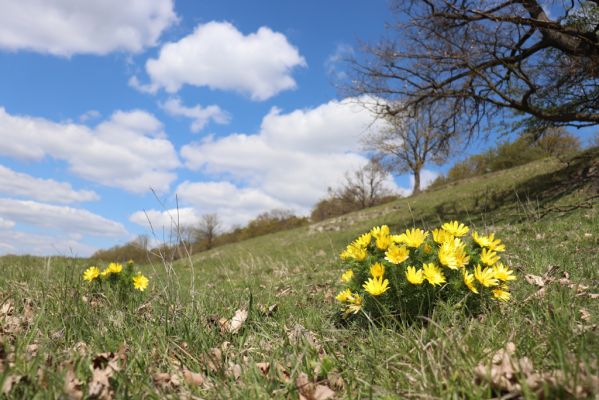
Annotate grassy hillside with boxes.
[1,148,598,399]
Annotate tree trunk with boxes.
[412,168,421,195]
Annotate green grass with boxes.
[1,149,598,399]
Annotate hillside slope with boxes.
[1,148,597,399]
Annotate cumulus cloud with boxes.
[0,217,15,230]
[0,198,126,237]
[0,165,98,204]
[129,207,201,232]
[174,97,402,226]
[0,0,177,56]
[325,43,353,81]
[0,230,97,256]
[135,21,306,100]
[160,97,230,133]
[0,107,180,193]
[174,181,288,228]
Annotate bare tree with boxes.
[366,105,452,194]
[195,213,220,250]
[349,0,599,139]
[339,159,393,207]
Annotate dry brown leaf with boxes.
[580,308,592,322]
[255,362,270,376]
[326,370,345,391]
[227,363,242,380]
[0,300,14,316]
[63,367,84,400]
[182,369,204,386]
[474,342,599,399]
[152,372,181,391]
[201,347,223,373]
[295,372,335,400]
[228,309,248,334]
[524,274,546,287]
[2,374,27,396]
[87,349,126,400]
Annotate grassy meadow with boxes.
[1,148,598,399]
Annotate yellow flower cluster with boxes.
[82,260,149,292]
[335,222,516,317]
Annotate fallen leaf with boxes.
[295,372,335,400]
[63,367,84,400]
[227,363,242,380]
[474,342,599,398]
[182,369,204,386]
[580,309,591,322]
[152,372,181,391]
[201,348,223,373]
[2,374,28,396]
[255,362,270,376]
[524,274,546,287]
[228,309,248,334]
[87,349,126,400]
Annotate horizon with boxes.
[0,0,595,257]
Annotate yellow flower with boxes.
[336,288,353,303]
[340,244,367,261]
[492,263,516,282]
[438,241,458,269]
[472,232,506,252]
[453,245,470,269]
[463,270,479,294]
[354,232,372,248]
[363,277,390,296]
[375,234,392,250]
[397,228,429,248]
[370,262,385,279]
[340,269,354,283]
[423,263,446,286]
[107,262,123,274]
[391,234,405,244]
[132,274,149,291]
[370,225,390,239]
[492,287,511,302]
[100,269,110,278]
[432,228,454,244]
[405,266,425,285]
[480,248,500,266]
[384,244,410,264]
[83,266,100,282]
[423,244,433,254]
[441,221,469,237]
[474,264,499,287]
[346,293,363,314]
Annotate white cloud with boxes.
[129,207,201,232]
[0,230,97,256]
[0,165,99,203]
[325,43,353,81]
[0,198,126,237]
[176,97,401,225]
[0,217,15,230]
[409,169,439,191]
[175,181,287,228]
[0,107,180,193]
[0,0,177,56]
[161,97,230,133]
[136,21,306,100]
[79,110,101,122]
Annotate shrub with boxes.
[335,222,515,323]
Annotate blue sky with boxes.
[0,1,594,256]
